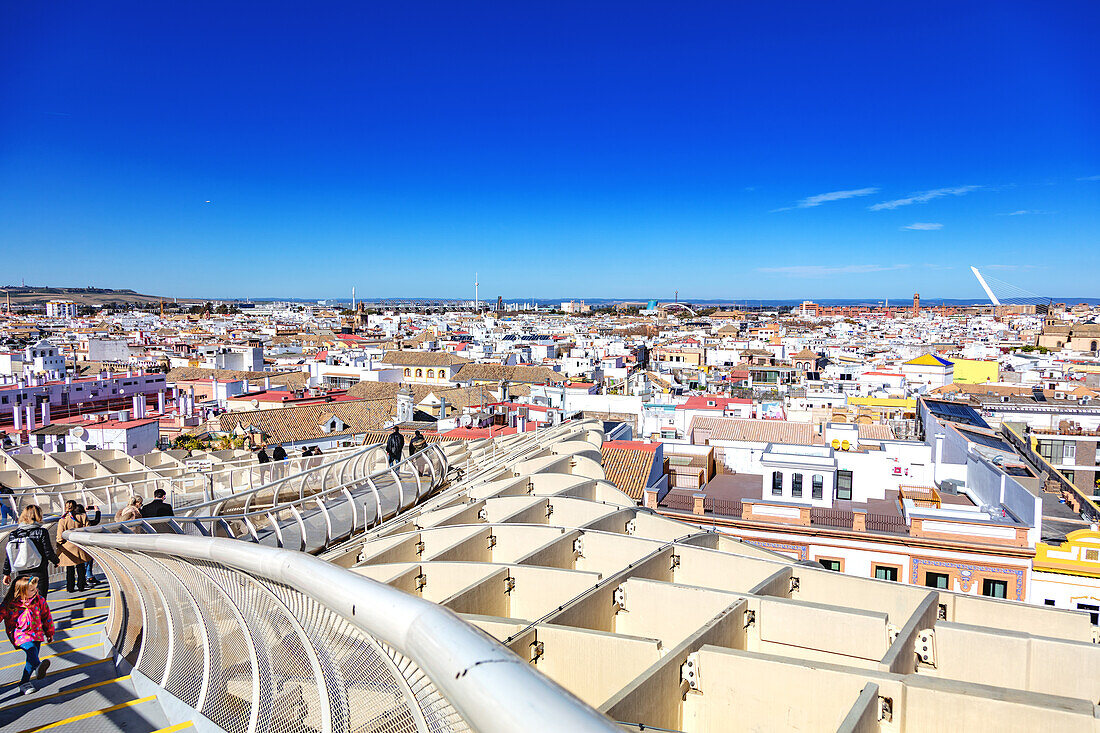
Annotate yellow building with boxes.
[951,358,999,384]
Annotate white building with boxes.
[45,299,78,318]
[64,414,160,455]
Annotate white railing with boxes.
[69,532,618,733]
[65,422,617,732]
[1,443,370,517]
[106,443,452,553]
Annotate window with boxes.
[1039,439,1076,465]
[1044,599,1056,606]
[415,369,423,378]
[981,579,1008,599]
[404,368,411,377]
[874,566,898,582]
[771,471,783,496]
[1064,470,1075,484]
[1077,603,1099,625]
[812,474,823,500]
[1086,549,1099,562]
[925,572,949,589]
[836,470,853,500]
[791,473,803,498]
[819,559,841,572]
[426,369,435,379]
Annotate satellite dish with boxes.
[831,438,840,449]
[841,440,850,451]
[251,399,260,408]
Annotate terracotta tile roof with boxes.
[218,398,393,444]
[689,417,822,445]
[381,350,470,367]
[452,363,564,384]
[857,423,896,440]
[346,381,489,408]
[167,367,309,389]
[600,444,658,500]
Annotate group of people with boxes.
[0,502,95,695]
[112,487,175,524]
[0,488,178,695]
[386,427,427,467]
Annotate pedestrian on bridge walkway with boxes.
[386,426,405,467]
[1,575,55,695]
[3,505,59,600]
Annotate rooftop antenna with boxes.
[475,273,479,312]
[352,286,356,311]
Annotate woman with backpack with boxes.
[2,505,60,599]
[57,504,93,593]
[1,576,56,695]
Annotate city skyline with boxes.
[2,2,1098,298]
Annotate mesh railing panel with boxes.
[90,547,477,733]
[113,551,171,683]
[154,556,208,709]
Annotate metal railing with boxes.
[811,508,854,529]
[69,532,618,733]
[98,443,453,553]
[64,420,617,733]
[1,443,370,517]
[1001,422,1100,522]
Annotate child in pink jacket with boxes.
[1,576,55,695]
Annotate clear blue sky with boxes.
[2,2,1098,300]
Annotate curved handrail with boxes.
[67,531,618,732]
[0,442,371,516]
[93,443,452,552]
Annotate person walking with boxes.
[141,488,175,518]
[3,506,59,599]
[83,504,102,588]
[57,505,92,593]
[409,430,428,475]
[385,426,405,467]
[256,446,271,484]
[409,430,427,456]
[1,576,55,695]
[0,482,18,525]
[115,496,143,523]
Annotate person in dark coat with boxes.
[271,445,287,461]
[256,446,271,484]
[385,427,404,467]
[3,506,60,599]
[141,488,175,519]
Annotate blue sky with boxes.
[2,2,1098,300]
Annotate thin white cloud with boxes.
[1077,174,1100,181]
[869,185,980,211]
[771,187,878,212]
[903,222,943,230]
[756,264,910,278]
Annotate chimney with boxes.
[264,376,271,390]
[132,394,140,417]
[25,404,34,432]
[13,405,22,431]
[158,390,165,414]
[41,401,50,427]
